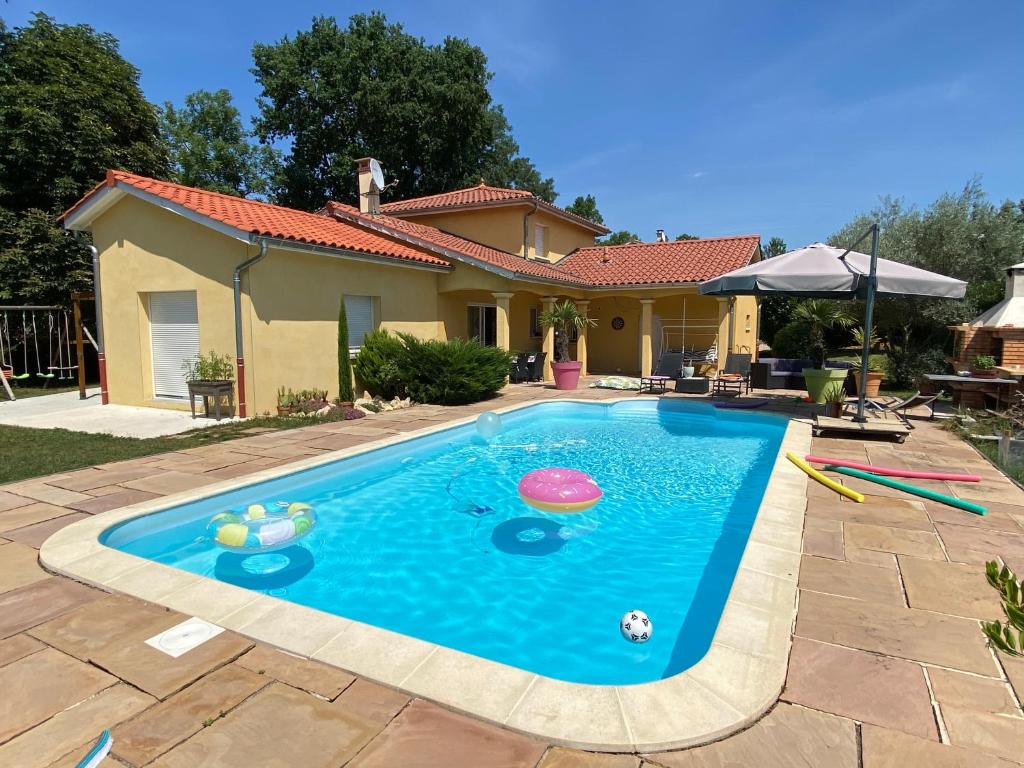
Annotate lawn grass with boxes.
[0,413,352,485]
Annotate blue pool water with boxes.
[102,400,786,685]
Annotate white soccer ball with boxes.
[619,610,653,643]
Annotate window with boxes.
[468,304,497,346]
[149,291,199,400]
[533,224,547,260]
[530,307,542,338]
[345,295,375,353]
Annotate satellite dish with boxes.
[369,159,385,191]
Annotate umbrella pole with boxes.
[853,223,880,423]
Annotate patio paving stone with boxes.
[898,556,1002,619]
[940,704,1024,762]
[46,466,154,492]
[0,683,153,767]
[348,698,547,768]
[932,522,1024,569]
[236,644,355,699]
[0,500,77,532]
[0,647,116,743]
[845,547,898,568]
[1000,653,1024,704]
[111,663,268,766]
[331,678,411,726]
[0,633,43,668]
[3,512,89,548]
[30,594,254,699]
[120,470,224,495]
[150,682,382,768]
[926,499,1024,532]
[802,523,844,560]
[860,723,1021,767]
[0,490,32,512]
[927,667,1021,717]
[0,541,50,591]
[797,554,904,605]
[807,495,935,531]
[538,747,640,767]
[781,637,937,739]
[795,590,996,674]
[65,488,160,514]
[0,578,102,638]
[0,481,92,506]
[843,522,945,559]
[643,702,857,767]
[301,433,375,451]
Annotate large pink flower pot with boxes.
[551,361,583,390]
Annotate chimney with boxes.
[355,157,380,215]
[1006,263,1024,300]
[655,229,667,242]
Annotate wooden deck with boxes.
[814,414,911,442]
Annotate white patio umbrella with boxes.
[700,225,967,422]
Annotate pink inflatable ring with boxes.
[518,468,602,514]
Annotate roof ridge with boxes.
[576,234,761,252]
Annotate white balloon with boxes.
[619,610,653,643]
[476,412,503,440]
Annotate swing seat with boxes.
[47,365,78,371]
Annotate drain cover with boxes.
[145,617,224,658]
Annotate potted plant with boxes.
[277,386,296,416]
[851,326,884,398]
[822,381,847,419]
[182,351,235,419]
[972,354,998,379]
[537,300,597,390]
[793,300,855,403]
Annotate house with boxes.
[61,161,761,416]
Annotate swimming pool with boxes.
[100,399,787,686]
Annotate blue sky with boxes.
[7,1,1023,247]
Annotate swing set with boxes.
[0,294,97,402]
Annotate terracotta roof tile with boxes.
[379,182,610,234]
[63,171,450,268]
[327,203,587,285]
[558,237,761,286]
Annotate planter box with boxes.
[187,380,235,420]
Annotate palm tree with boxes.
[792,299,855,369]
[537,301,596,363]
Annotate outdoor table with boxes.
[187,381,236,420]
[924,373,1017,411]
[674,376,709,394]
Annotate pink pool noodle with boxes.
[804,455,981,483]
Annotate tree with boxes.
[0,14,168,305]
[599,230,640,246]
[252,13,555,210]
[761,236,787,259]
[675,233,699,241]
[337,297,354,403]
[160,89,279,198]
[757,237,793,346]
[566,194,603,225]
[792,300,855,369]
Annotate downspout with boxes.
[727,296,736,358]
[522,200,539,259]
[87,244,108,404]
[233,238,268,418]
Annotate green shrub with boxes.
[885,345,946,388]
[182,351,233,381]
[354,329,405,399]
[396,333,513,405]
[337,297,354,403]
[771,322,810,359]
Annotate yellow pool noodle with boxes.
[786,452,864,503]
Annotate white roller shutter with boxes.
[345,295,374,353]
[149,291,199,399]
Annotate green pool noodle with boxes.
[827,465,987,516]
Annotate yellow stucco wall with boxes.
[91,196,442,414]
[405,206,596,261]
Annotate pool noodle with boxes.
[805,455,981,482]
[785,452,864,503]
[826,465,987,516]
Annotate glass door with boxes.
[468,305,497,346]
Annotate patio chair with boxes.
[712,353,752,396]
[509,353,531,383]
[859,390,940,428]
[640,352,684,394]
[527,351,547,382]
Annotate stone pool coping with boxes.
[40,397,811,752]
